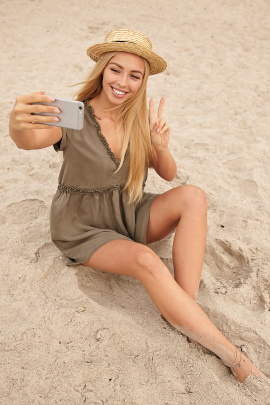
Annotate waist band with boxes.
[57,183,125,195]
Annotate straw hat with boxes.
[86,29,167,75]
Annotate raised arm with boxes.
[9,92,62,150]
[149,97,177,181]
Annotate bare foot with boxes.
[229,350,266,383]
[160,315,266,383]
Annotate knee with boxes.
[180,185,208,214]
[134,247,164,280]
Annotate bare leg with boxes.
[83,239,265,382]
[147,185,207,344]
[147,185,207,301]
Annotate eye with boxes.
[111,68,120,73]
[131,74,140,80]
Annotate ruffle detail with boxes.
[84,100,120,167]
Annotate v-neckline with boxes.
[84,100,121,167]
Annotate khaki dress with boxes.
[50,101,157,265]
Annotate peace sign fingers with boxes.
[157,96,166,121]
[149,96,166,129]
[149,96,170,149]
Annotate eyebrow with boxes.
[108,62,144,76]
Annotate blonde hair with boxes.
[75,52,153,203]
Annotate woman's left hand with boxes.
[149,97,170,149]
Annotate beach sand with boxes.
[1,0,270,403]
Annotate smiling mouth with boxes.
[112,87,127,96]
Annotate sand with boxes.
[1,0,270,404]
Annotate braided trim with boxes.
[84,100,120,167]
[57,183,125,195]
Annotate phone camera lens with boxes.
[79,106,82,110]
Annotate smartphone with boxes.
[33,98,84,130]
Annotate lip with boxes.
[111,86,128,98]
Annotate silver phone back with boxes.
[34,98,84,130]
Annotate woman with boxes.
[9,29,265,383]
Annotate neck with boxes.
[91,93,121,122]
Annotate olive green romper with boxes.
[50,101,157,265]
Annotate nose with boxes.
[117,73,128,88]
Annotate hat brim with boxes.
[86,42,167,75]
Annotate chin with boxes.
[110,95,130,106]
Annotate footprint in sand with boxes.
[206,238,253,285]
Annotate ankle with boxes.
[224,347,242,368]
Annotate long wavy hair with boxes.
[75,52,153,203]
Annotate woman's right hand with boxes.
[9,91,62,150]
[10,91,60,131]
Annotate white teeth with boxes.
[113,88,125,95]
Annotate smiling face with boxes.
[100,52,145,107]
